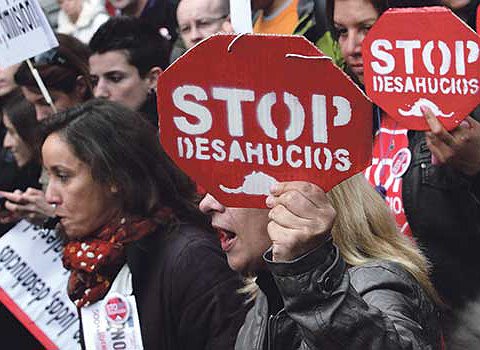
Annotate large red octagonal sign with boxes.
[158,34,372,208]
[363,7,480,131]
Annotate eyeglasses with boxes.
[178,14,228,36]
[32,47,67,67]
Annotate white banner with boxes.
[0,220,80,349]
[0,0,58,68]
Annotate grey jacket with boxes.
[236,240,442,350]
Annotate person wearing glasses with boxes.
[0,34,93,225]
[88,16,169,125]
[176,0,232,50]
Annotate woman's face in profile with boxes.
[42,133,120,239]
[199,193,271,275]
[2,113,33,168]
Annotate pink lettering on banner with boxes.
[364,116,412,237]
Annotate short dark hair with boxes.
[89,16,171,74]
[14,34,93,99]
[39,99,208,228]
[2,90,40,160]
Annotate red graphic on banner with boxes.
[157,34,372,208]
[104,294,130,325]
[364,116,412,237]
[363,7,480,131]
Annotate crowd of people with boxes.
[0,0,479,349]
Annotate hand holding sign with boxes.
[423,106,480,176]
[158,34,372,208]
[363,7,480,131]
[265,181,335,261]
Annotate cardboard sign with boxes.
[0,0,58,68]
[0,220,80,349]
[363,7,480,131]
[157,34,372,208]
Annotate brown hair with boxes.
[39,99,210,230]
[14,34,93,100]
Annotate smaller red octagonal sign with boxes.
[158,34,372,208]
[363,7,480,131]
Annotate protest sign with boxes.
[363,7,480,131]
[157,34,372,208]
[0,0,58,68]
[0,220,80,349]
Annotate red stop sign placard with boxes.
[363,7,480,131]
[158,34,372,208]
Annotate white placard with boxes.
[0,0,58,68]
[229,0,252,33]
[0,220,81,349]
[81,294,144,350]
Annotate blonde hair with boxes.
[327,174,441,305]
[242,174,442,306]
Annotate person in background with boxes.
[88,16,168,125]
[0,33,93,225]
[327,0,480,340]
[57,0,110,44]
[1,92,42,232]
[441,0,478,30]
[199,174,442,349]
[107,0,178,55]
[0,90,43,350]
[41,99,248,349]
[0,64,21,198]
[252,0,343,64]
[176,0,232,50]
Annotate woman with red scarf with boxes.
[39,99,248,349]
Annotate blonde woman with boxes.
[200,174,442,349]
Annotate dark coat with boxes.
[125,222,249,349]
[403,126,480,309]
[236,240,442,350]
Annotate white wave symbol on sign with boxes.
[219,171,278,195]
[398,98,453,118]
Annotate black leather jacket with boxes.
[403,129,480,309]
[236,240,442,350]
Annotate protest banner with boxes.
[362,6,480,131]
[0,0,58,68]
[0,220,80,349]
[157,34,372,208]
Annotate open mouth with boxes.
[215,228,237,252]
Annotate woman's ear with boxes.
[74,75,89,101]
[145,67,162,93]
